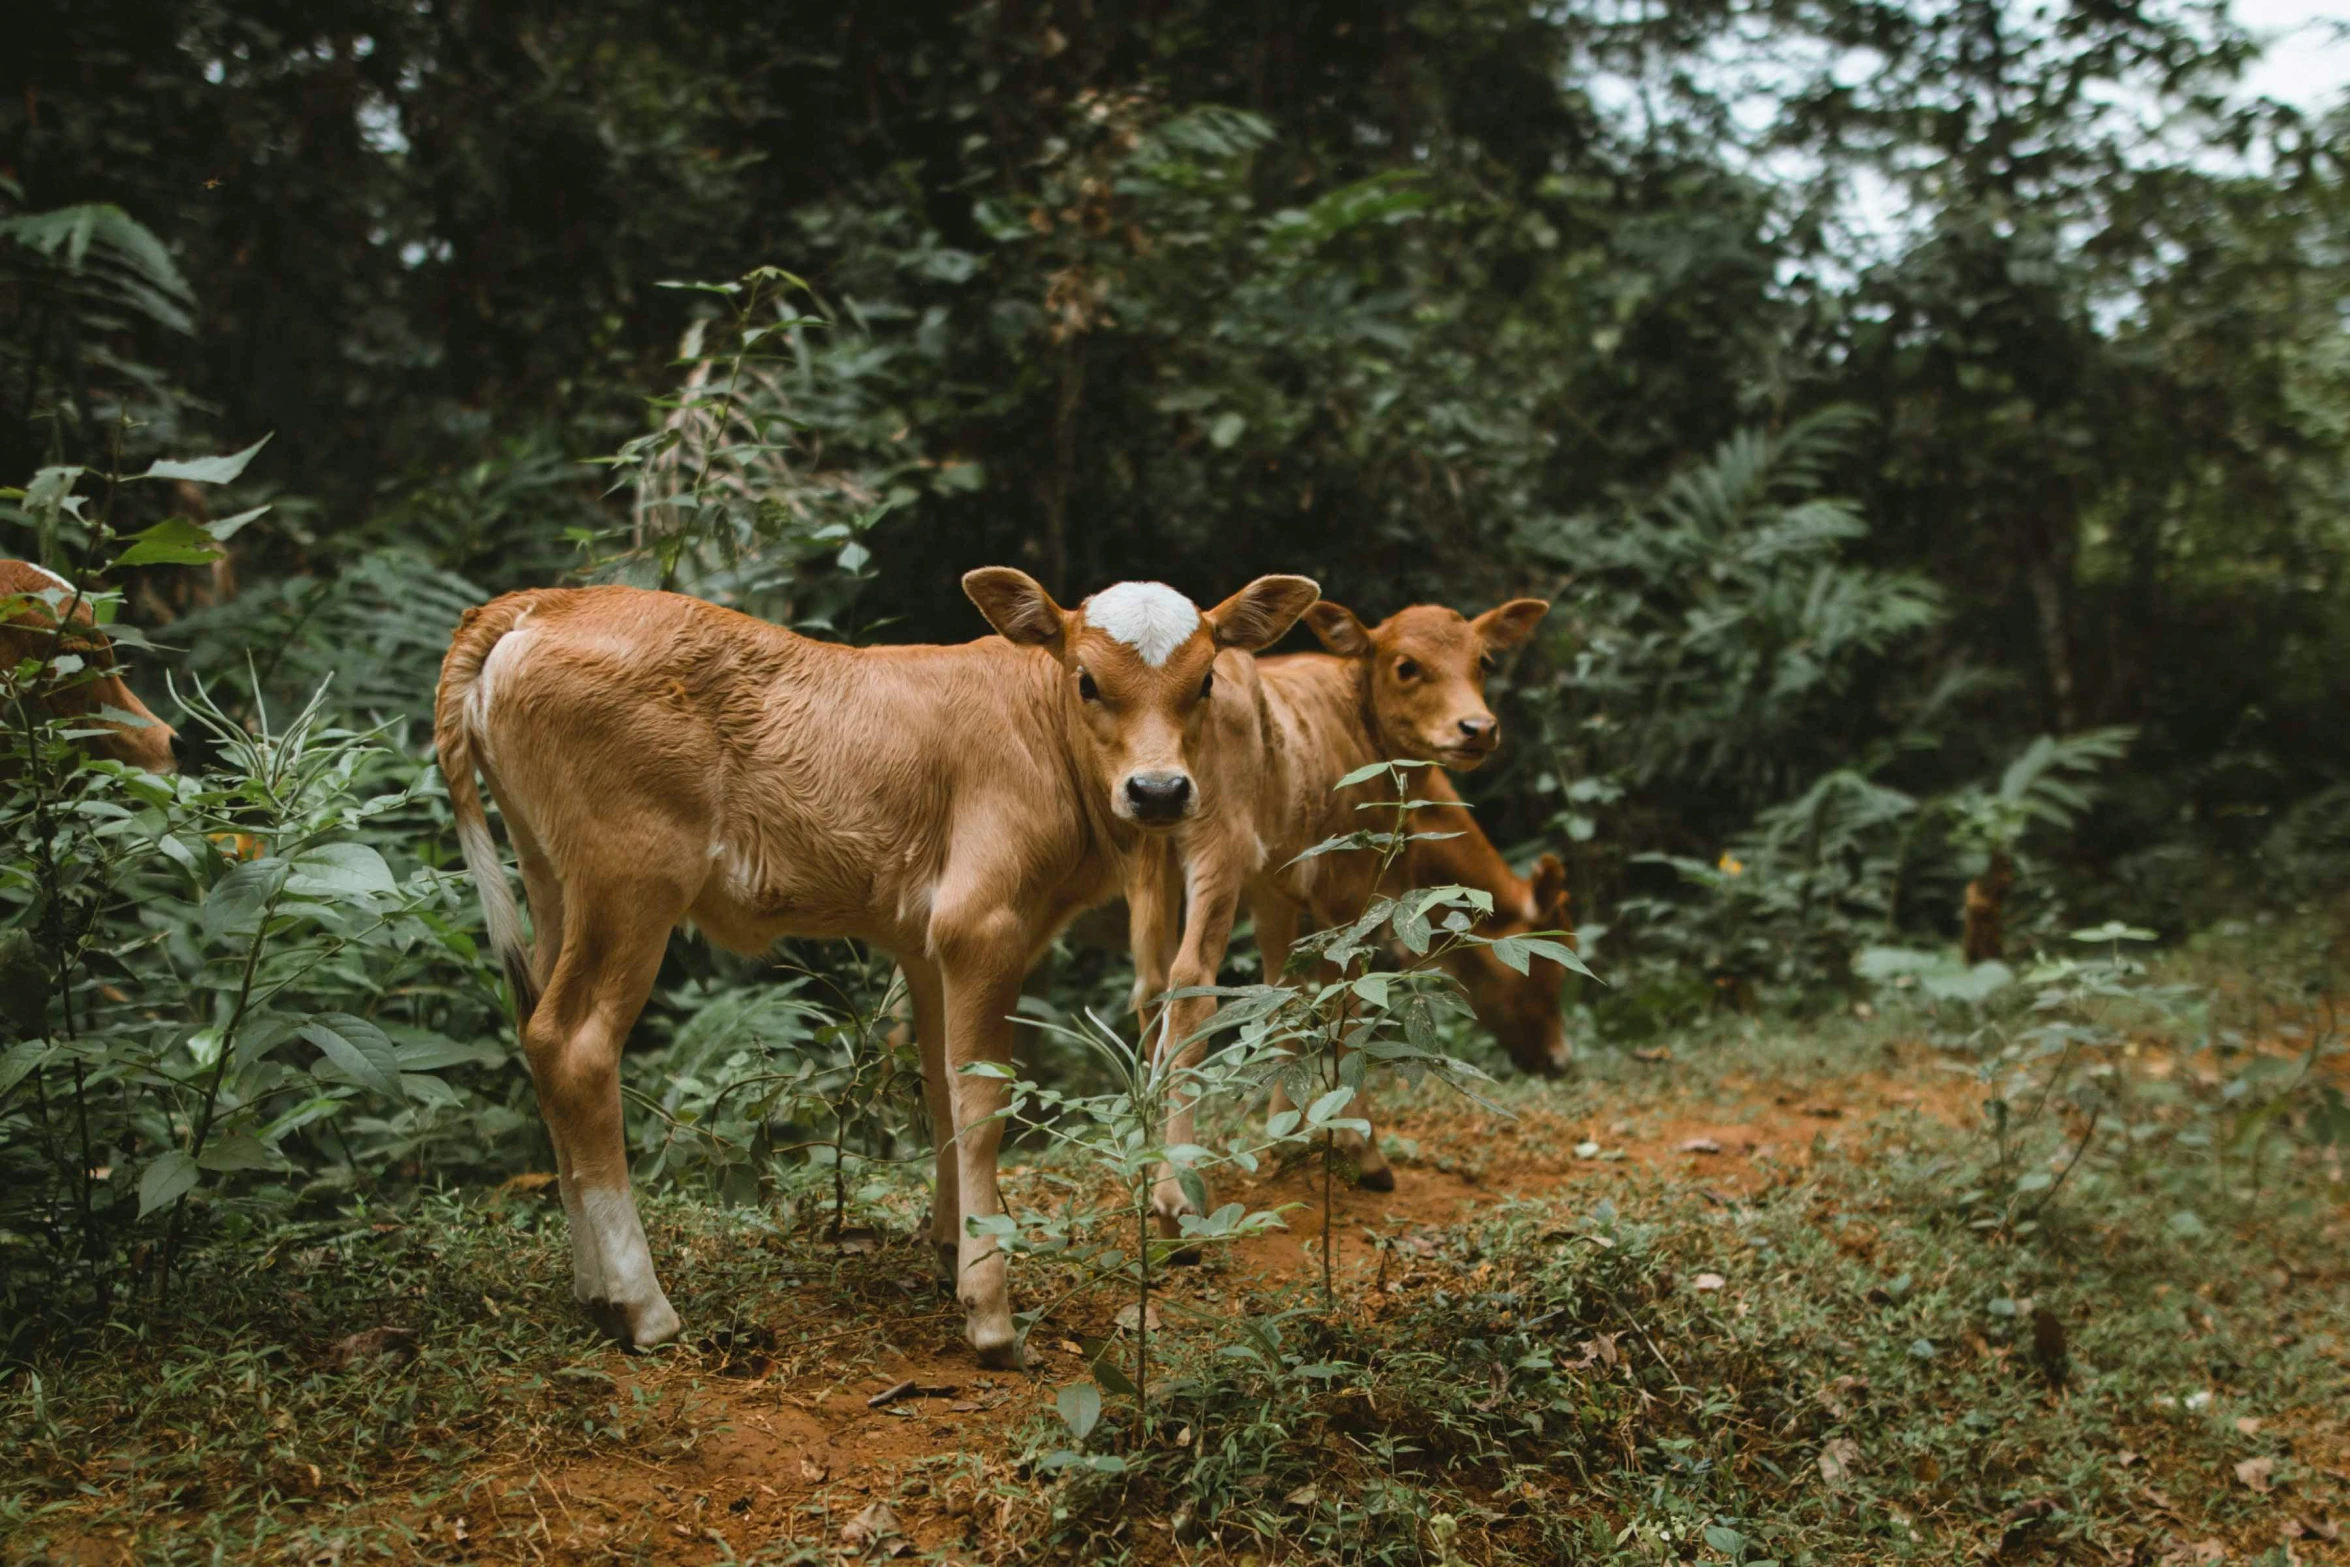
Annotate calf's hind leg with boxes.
[525,878,691,1349]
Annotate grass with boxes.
[4,931,2347,1566]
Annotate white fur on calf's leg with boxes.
[579,1185,680,1348]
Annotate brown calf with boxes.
[1133,597,1550,1220]
[0,559,180,774]
[434,571,1317,1365]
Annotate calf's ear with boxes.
[1474,598,1550,650]
[1531,852,1571,921]
[964,568,1068,650]
[1302,601,1374,658]
[1205,575,1321,652]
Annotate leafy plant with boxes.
[0,445,501,1330]
[1183,760,1592,1306]
[971,1009,1290,1465]
[623,951,925,1234]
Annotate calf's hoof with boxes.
[1354,1164,1397,1194]
[966,1309,1024,1370]
[585,1292,683,1351]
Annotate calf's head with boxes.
[965,568,1320,827]
[1450,853,1575,1076]
[1303,598,1548,770]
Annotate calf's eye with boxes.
[1395,657,1421,681]
[1078,670,1100,703]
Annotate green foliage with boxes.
[0,453,511,1332]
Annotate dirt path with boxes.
[463,1066,1970,1565]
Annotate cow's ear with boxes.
[1302,601,1373,658]
[964,568,1067,650]
[1206,575,1321,652]
[1474,598,1550,650]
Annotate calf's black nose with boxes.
[1458,716,1498,742]
[1124,772,1193,820]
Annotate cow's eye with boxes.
[1395,657,1421,681]
[1077,670,1100,703]
[1199,670,1215,700]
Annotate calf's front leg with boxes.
[1149,858,1245,1239]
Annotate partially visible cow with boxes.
[0,559,181,774]
[1132,596,1558,1221]
[434,570,1319,1365]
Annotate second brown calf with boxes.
[1134,596,1559,1222]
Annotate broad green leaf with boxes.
[301,1013,406,1100]
[137,435,272,486]
[1056,1381,1102,1441]
[1177,1167,1209,1215]
[197,1133,283,1173]
[139,1150,200,1217]
[0,1040,58,1099]
[1515,935,1598,980]
[1305,1086,1355,1126]
[113,517,223,568]
[1265,1108,1303,1139]
[1088,1351,1142,1400]
[392,1035,501,1072]
[287,842,399,899]
[201,858,288,943]
[206,504,270,541]
[1333,761,1395,790]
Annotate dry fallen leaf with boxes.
[1284,1484,1320,1509]
[330,1326,419,1371]
[2235,1416,2265,1436]
[1694,1272,1727,1292]
[832,1227,882,1254]
[799,1456,827,1484]
[1818,1437,1861,1486]
[1113,1302,1163,1333]
[840,1500,902,1550]
[2156,1540,2227,1566]
[2235,1456,2276,1494]
[1631,1046,1672,1063]
[1678,1137,1724,1154]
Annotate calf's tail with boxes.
[434,597,541,1030]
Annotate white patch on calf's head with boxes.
[21,562,74,594]
[1082,581,1201,667]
